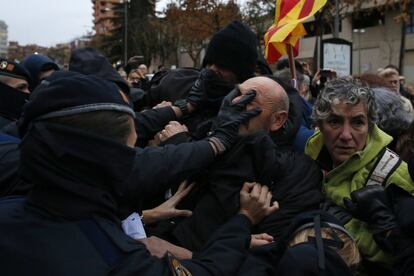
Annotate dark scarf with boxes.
[21,122,136,222]
[0,81,28,122]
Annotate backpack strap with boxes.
[366,148,401,187]
[77,219,125,267]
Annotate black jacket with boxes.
[171,132,323,251]
[0,133,24,196]
[148,68,234,140]
[0,82,28,129]
[0,121,251,275]
[0,198,253,276]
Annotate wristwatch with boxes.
[173,99,190,117]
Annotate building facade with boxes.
[92,0,120,36]
[0,20,8,58]
[7,41,49,62]
[298,8,414,85]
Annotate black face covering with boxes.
[0,81,29,121]
[22,122,136,221]
[203,69,235,108]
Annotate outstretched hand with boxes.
[239,182,279,225]
[142,181,194,225]
[158,121,188,142]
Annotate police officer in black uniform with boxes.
[0,71,278,275]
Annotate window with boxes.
[303,20,341,37]
[352,9,384,29]
[406,13,414,34]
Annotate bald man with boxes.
[167,76,323,252]
[236,76,289,136]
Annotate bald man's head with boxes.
[237,76,289,135]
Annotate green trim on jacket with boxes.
[305,124,414,264]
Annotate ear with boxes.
[269,111,288,132]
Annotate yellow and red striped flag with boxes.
[264,0,327,64]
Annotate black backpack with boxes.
[147,68,200,106]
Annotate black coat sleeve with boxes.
[181,214,252,276]
[134,107,177,147]
[386,184,414,275]
[114,215,252,276]
[121,140,215,215]
[0,139,27,196]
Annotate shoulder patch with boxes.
[0,61,7,69]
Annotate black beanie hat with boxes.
[0,59,31,83]
[19,71,134,135]
[202,21,258,82]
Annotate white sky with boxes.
[0,0,245,47]
[0,0,93,47]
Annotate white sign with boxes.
[323,43,352,77]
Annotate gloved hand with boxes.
[320,199,352,225]
[207,88,261,154]
[343,185,397,235]
[186,68,233,110]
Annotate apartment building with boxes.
[92,0,120,36]
[0,20,8,58]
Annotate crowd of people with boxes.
[0,20,414,275]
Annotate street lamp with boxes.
[353,28,366,74]
[120,0,131,65]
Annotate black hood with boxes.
[0,81,29,122]
[22,122,136,221]
[21,54,59,91]
[69,47,130,95]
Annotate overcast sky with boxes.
[0,0,94,47]
[0,0,244,47]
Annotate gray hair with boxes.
[372,87,414,137]
[312,77,377,127]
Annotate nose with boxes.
[339,123,352,141]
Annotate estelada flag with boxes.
[264,0,327,64]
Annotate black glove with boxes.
[207,88,261,153]
[186,69,234,110]
[321,199,352,225]
[343,186,397,235]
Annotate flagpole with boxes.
[287,44,298,89]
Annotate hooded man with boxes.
[147,21,258,142]
[21,54,59,91]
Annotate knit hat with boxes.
[19,71,134,135]
[0,59,31,83]
[202,21,258,82]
